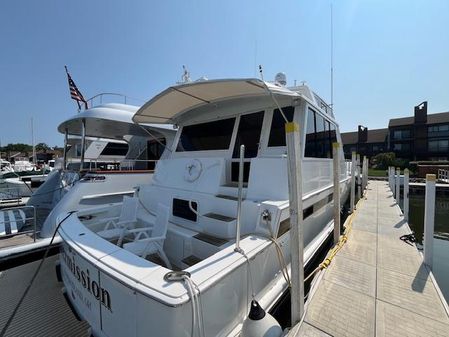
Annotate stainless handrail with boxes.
[235,144,245,253]
[65,158,159,172]
[85,93,145,108]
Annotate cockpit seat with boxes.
[97,196,151,246]
[123,203,172,269]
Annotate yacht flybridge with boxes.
[0,101,175,263]
[58,78,351,337]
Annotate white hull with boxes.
[58,78,353,337]
[0,178,32,198]
[59,178,350,337]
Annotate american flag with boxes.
[65,66,88,110]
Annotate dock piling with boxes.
[403,169,409,221]
[332,143,340,245]
[357,154,361,200]
[350,152,356,212]
[363,156,368,192]
[388,166,393,191]
[424,174,436,269]
[395,168,400,204]
[285,122,304,324]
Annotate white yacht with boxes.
[58,78,351,337]
[0,101,175,262]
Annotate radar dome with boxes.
[274,72,287,86]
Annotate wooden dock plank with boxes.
[290,180,449,337]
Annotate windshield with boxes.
[176,117,236,152]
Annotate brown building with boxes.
[342,102,449,161]
[342,128,388,159]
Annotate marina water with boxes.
[406,193,449,301]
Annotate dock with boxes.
[290,180,449,337]
[0,255,88,337]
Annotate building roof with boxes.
[389,111,449,127]
[341,128,388,145]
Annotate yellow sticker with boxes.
[332,142,340,148]
[285,122,299,133]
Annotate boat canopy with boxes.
[58,103,175,140]
[133,78,300,124]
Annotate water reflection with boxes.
[407,194,449,301]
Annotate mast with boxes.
[330,2,334,109]
[31,117,36,164]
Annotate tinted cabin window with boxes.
[329,123,337,158]
[305,109,316,157]
[232,111,264,158]
[176,118,236,151]
[100,143,129,156]
[147,139,166,170]
[324,121,331,158]
[268,106,295,147]
[315,113,326,158]
[305,108,335,159]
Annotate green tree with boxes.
[372,152,396,169]
[35,142,50,152]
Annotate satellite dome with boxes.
[274,72,287,86]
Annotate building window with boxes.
[393,143,411,152]
[428,124,449,137]
[428,140,449,152]
[393,129,411,140]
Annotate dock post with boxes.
[332,143,341,245]
[350,152,356,212]
[390,166,394,192]
[285,122,304,324]
[424,174,436,269]
[395,168,400,203]
[404,169,409,221]
[363,156,368,192]
[357,154,361,200]
[388,167,392,191]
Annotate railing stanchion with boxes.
[424,174,436,269]
[33,206,37,242]
[234,144,245,253]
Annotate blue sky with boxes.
[1,0,448,146]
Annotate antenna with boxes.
[254,40,258,77]
[330,2,334,109]
[258,65,264,81]
[181,65,191,83]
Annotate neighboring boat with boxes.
[0,101,175,263]
[58,77,352,337]
[0,159,14,173]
